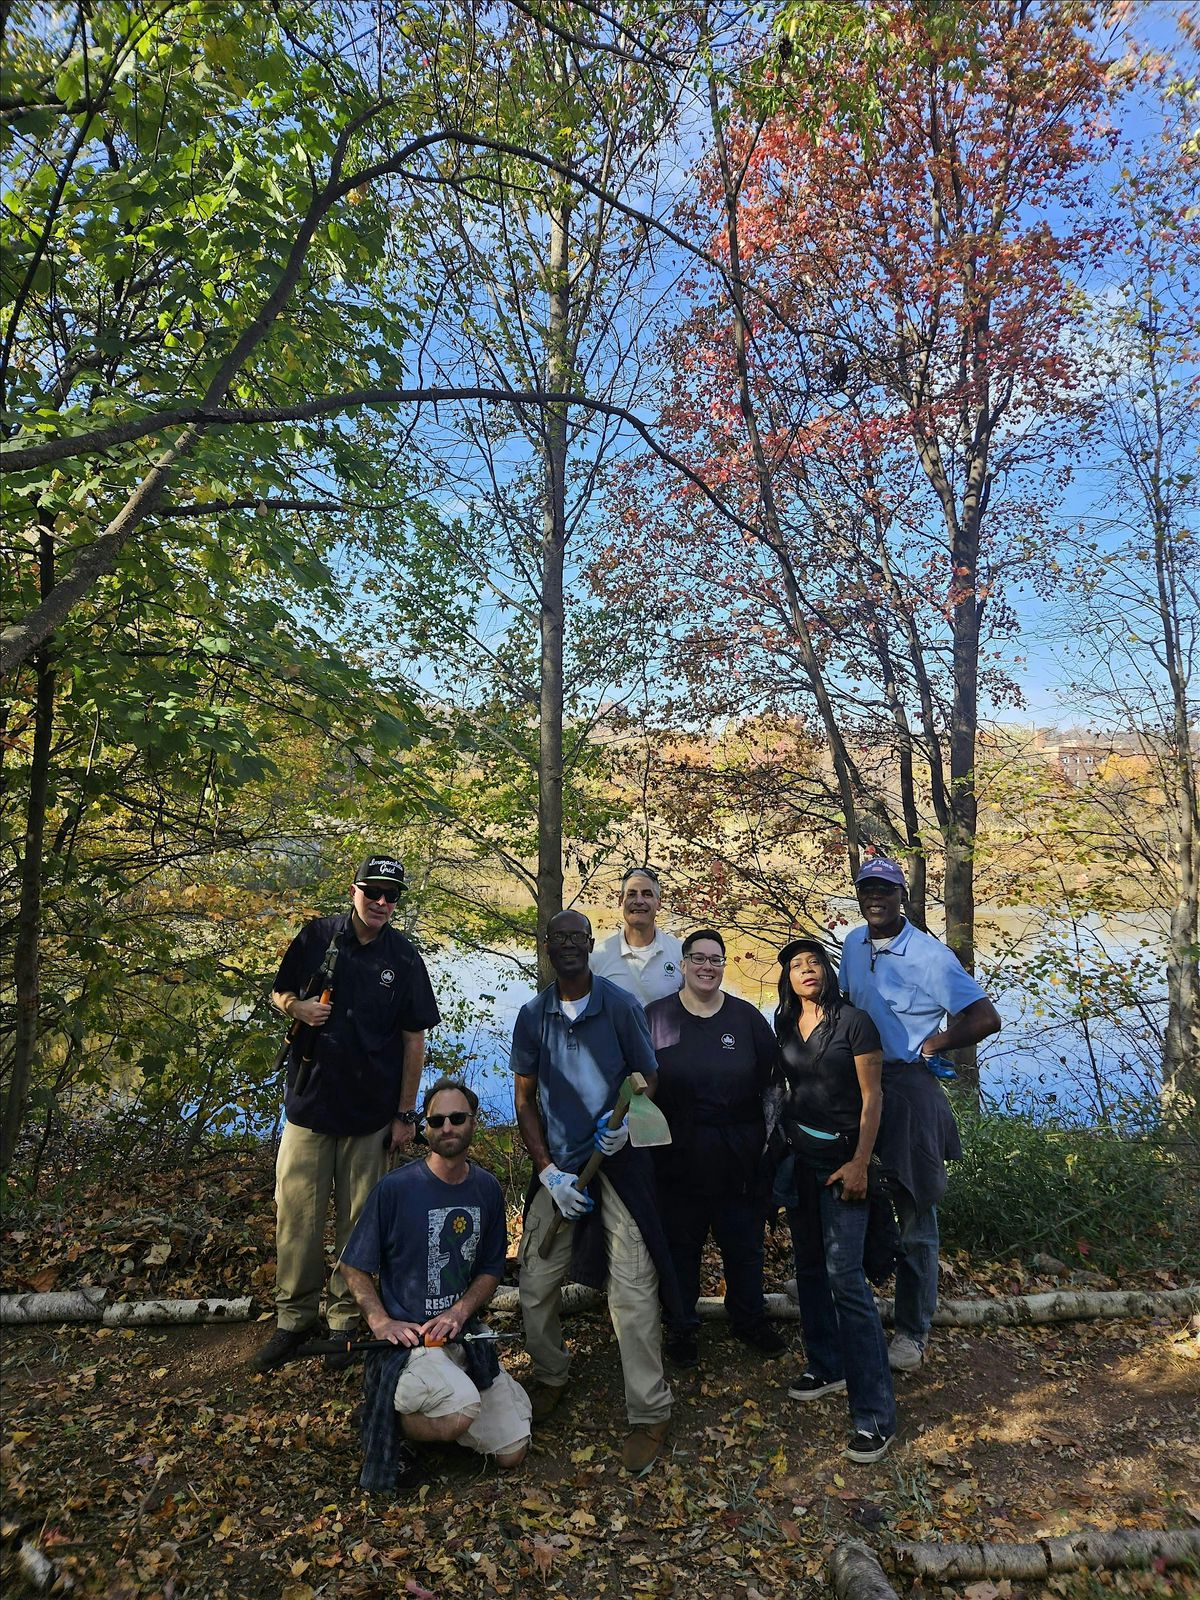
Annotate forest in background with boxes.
[2,0,1197,1184]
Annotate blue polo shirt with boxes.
[840,919,988,1065]
[510,973,659,1173]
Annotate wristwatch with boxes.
[394,1109,419,1125]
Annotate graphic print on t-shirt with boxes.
[426,1206,480,1313]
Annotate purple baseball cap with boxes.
[853,857,907,890]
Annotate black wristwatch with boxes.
[394,1109,419,1125]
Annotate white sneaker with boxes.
[888,1333,924,1372]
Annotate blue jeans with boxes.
[788,1186,896,1438]
[893,1191,939,1346]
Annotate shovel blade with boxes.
[625,1080,672,1148]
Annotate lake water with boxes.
[422,909,1167,1128]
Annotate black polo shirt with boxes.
[274,913,440,1136]
[779,1004,881,1135]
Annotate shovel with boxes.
[538,1071,671,1259]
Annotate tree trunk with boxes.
[1,527,55,1173]
[535,200,570,986]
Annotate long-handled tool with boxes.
[538,1071,671,1259]
[290,1329,520,1361]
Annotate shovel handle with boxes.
[537,1075,645,1260]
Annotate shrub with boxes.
[940,1101,1199,1275]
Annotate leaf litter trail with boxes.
[2,1305,1197,1599]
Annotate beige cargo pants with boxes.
[518,1177,672,1425]
[274,1120,389,1331]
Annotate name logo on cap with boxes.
[380,969,395,986]
[721,1033,736,1050]
[367,857,403,877]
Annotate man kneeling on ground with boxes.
[340,1078,531,1491]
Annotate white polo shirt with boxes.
[590,927,684,1007]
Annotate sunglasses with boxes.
[425,1111,472,1128]
[356,883,401,903]
[621,865,660,884]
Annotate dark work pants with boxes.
[657,1187,768,1337]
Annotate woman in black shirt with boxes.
[775,937,896,1464]
[646,928,786,1370]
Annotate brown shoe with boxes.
[621,1418,670,1474]
[527,1382,568,1424]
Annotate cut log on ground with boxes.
[829,1538,900,1600]
[0,1292,252,1325]
[488,1286,1199,1327]
[895,1528,1200,1580]
[765,1286,1199,1327]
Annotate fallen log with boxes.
[0,1291,252,1325]
[829,1539,901,1600]
[895,1528,1200,1580]
[769,1285,1199,1327]
[488,1285,1200,1327]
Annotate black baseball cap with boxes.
[354,854,407,890]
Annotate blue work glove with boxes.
[594,1109,630,1156]
[922,1053,958,1081]
[538,1163,594,1219]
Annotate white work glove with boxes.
[539,1163,594,1220]
[594,1110,630,1156]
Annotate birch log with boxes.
[487,1286,1199,1326]
[0,1292,252,1325]
[895,1528,1200,1580]
[829,1539,901,1600]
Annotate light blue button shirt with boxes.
[840,919,988,1065]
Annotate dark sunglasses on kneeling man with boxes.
[425,1111,471,1129]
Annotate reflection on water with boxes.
[421,908,1168,1128]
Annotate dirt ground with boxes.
[3,1296,1198,1598]
[2,1149,1198,1599]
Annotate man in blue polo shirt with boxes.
[841,859,1000,1372]
[512,908,674,1475]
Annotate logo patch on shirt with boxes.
[721,1032,736,1050]
[380,968,395,986]
[664,962,677,974]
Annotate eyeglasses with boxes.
[357,884,401,903]
[426,1111,471,1128]
[546,931,591,947]
[684,953,725,966]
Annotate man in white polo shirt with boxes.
[591,866,684,1006]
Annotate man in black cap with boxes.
[249,854,441,1373]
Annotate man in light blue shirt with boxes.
[841,859,1001,1372]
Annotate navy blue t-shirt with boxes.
[339,1161,507,1323]
[274,913,441,1136]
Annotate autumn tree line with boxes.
[2,0,1197,1175]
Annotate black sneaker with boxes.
[664,1333,699,1369]
[394,1442,424,1492]
[787,1370,848,1401]
[324,1346,359,1372]
[248,1326,313,1373]
[732,1321,788,1358]
[843,1428,894,1464]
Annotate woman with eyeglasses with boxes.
[644,929,786,1370]
[774,937,896,1465]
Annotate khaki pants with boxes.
[274,1120,389,1331]
[518,1177,671,1425]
